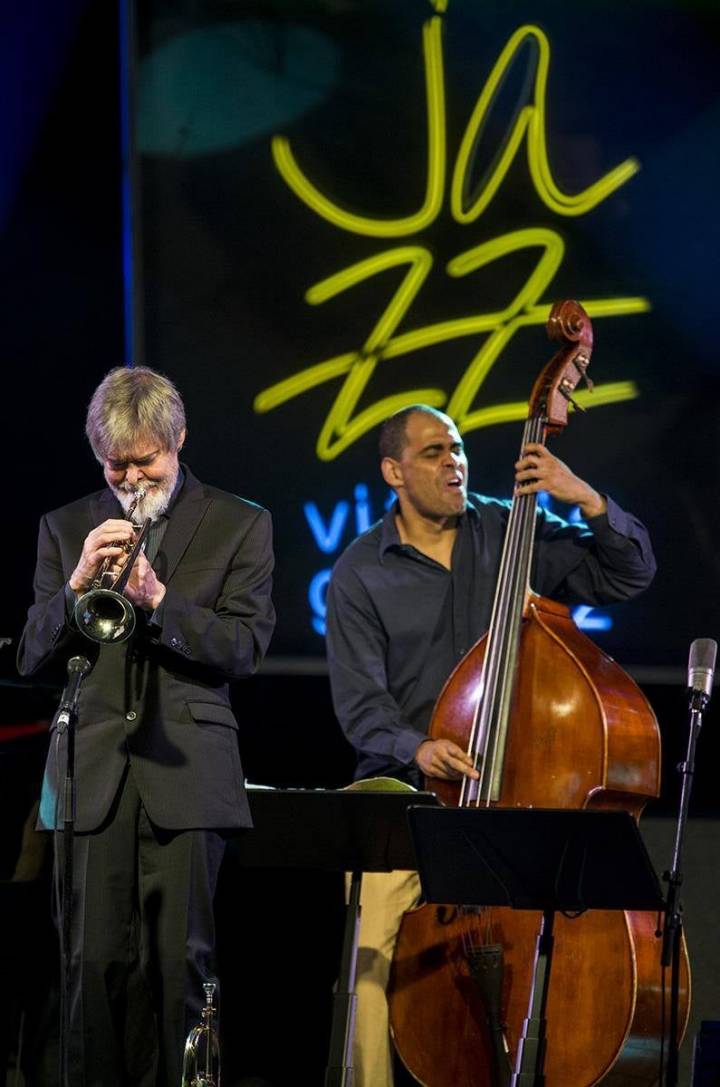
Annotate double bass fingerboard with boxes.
[461,414,546,806]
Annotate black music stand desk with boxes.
[234,786,440,1087]
[407,806,665,1087]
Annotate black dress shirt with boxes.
[326,493,655,785]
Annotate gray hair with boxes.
[85,366,186,461]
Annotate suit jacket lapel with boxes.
[154,468,212,585]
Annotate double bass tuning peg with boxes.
[559,351,595,413]
[573,353,595,392]
[558,381,586,413]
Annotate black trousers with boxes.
[61,765,225,1087]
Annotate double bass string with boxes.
[460,417,531,806]
[455,352,574,1043]
[462,415,544,809]
[484,415,544,801]
[457,415,546,986]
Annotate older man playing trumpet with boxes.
[18,366,275,1087]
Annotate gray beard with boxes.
[112,465,178,523]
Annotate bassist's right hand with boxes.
[414,738,479,780]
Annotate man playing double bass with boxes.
[325,404,656,1087]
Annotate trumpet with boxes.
[181,981,220,1087]
[73,488,152,644]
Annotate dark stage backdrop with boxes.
[2,0,124,659]
[2,7,720,1081]
[135,0,719,671]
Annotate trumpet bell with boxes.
[73,588,137,644]
[181,981,220,1087]
[73,511,151,646]
[181,1023,220,1087]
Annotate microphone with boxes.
[56,655,93,732]
[687,638,717,707]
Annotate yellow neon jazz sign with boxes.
[255,14,648,461]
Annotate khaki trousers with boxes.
[346,869,421,1087]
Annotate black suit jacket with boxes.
[17,467,275,832]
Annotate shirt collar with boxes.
[378,502,402,559]
[164,465,185,517]
[378,495,477,562]
[142,467,186,525]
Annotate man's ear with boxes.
[381,456,403,489]
[177,427,187,452]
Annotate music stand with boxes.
[407,807,664,1087]
[233,786,440,1087]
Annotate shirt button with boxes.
[125,711,137,722]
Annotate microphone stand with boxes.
[661,686,707,1087]
[54,655,92,1087]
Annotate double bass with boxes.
[388,301,689,1086]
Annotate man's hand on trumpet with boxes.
[69,519,136,594]
[123,552,166,612]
